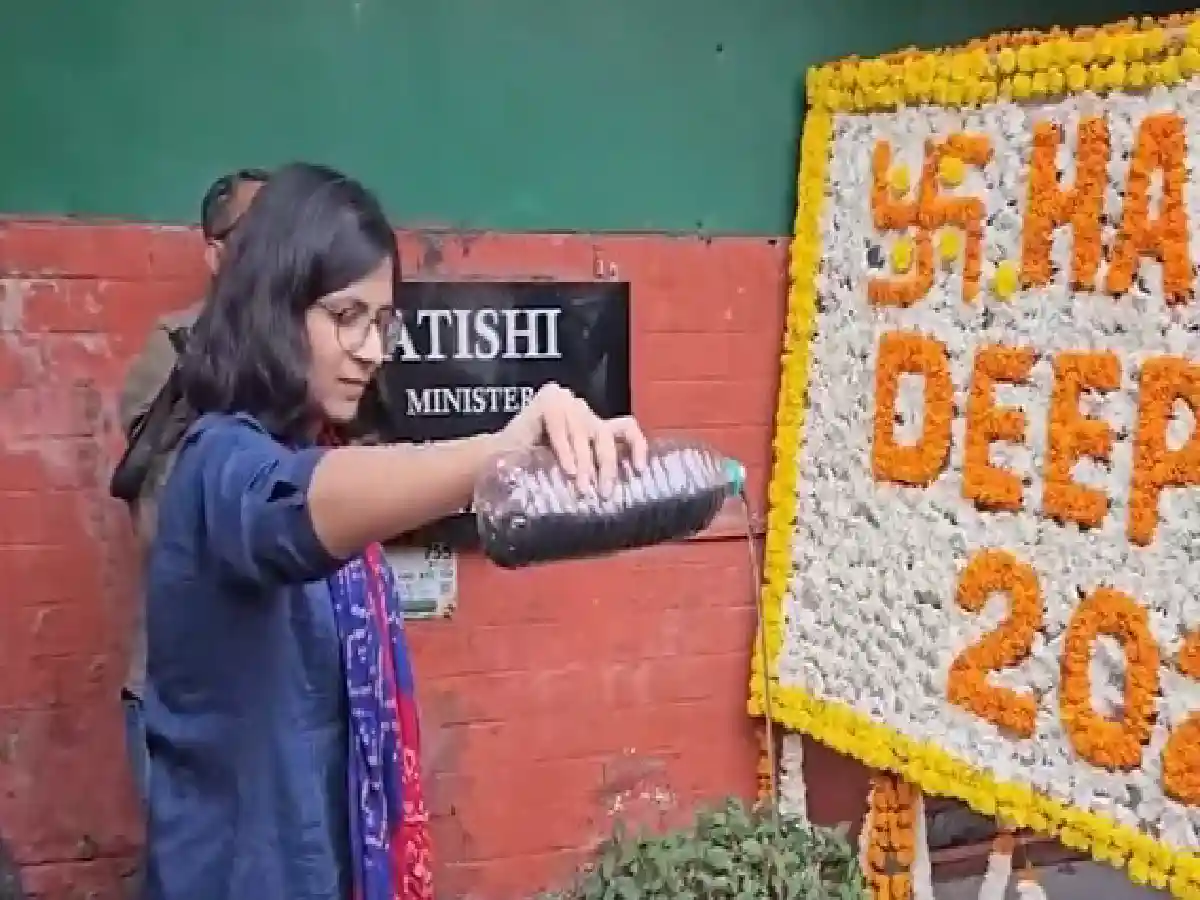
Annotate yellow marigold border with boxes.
[749,21,1200,897]
[748,105,832,720]
[810,13,1200,113]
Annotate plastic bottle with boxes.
[473,437,746,568]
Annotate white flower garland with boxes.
[779,733,808,821]
[858,778,875,879]
[912,791,935,900]
[978,837,1015,900]
[1016,875,1050,900]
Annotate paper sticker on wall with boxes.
[384,543,458,619]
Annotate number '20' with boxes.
[946,548,1200,805]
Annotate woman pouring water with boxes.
[141,162,648,900]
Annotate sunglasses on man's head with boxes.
[205,175,264,243]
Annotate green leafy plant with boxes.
[538,797,868,900]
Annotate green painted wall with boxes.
[0,0,1187,234]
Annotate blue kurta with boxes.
[142,413,353,900]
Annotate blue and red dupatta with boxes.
[328,544,435,900]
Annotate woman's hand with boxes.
[501,383,649,496]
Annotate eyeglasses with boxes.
[320,302,400,357]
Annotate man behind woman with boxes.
[117,167,268,804]
[122,162,647,900]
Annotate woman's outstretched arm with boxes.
[306,429,511,558]
[308,381,646,558]
[195,383,648,584]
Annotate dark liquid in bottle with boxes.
[474,439,737,569]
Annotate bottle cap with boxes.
[723,458,747,496]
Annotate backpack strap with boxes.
[109,326,193,504]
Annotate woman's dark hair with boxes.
[181,162,401,441]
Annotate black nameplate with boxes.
[374,280,632,442]
[368,280,632,549]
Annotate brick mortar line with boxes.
[17,852,134,869]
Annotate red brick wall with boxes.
[0,222,786,900]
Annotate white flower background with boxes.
[779,83,1200,851]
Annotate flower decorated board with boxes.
[749,15,1200,897]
